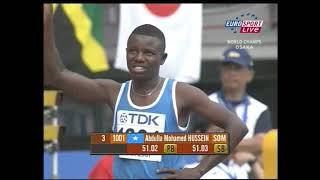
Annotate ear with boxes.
[160,53,167,65]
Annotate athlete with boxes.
[44,4,248,179]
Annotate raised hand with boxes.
[43,4,53,26]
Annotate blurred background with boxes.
[44,3,277,179]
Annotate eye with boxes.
[127,49,137,56]
[144,51,155,57]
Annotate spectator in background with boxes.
[188,47,272,179]
[207,47,272,179]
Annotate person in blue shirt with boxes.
[44,4,248,179]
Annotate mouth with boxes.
[131,66,147,73]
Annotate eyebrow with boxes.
[144,48,158,52]
[127,46,159,52]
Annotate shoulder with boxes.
[248,96,268,111]
[94,79,123,105]
[175,81,209,105]
[175,81,204,95]
[95,79,122,92]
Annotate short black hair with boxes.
[128,24,166,52]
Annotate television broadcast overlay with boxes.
[90,133,229,155]
[44,4,277,179]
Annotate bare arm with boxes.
[234,133,265,155]
[158,83,248,179]
[178,83,248,177]
[43,4,120,108]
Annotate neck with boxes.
[221,87,246,102]
[132,77,162,96]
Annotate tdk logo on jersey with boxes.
[117,110,166,126]
[120,113,159,125]
[225,13,263,33]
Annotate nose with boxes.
[222,69,237,79]
[228,70,239,78]
[135,52,145,62]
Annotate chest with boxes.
[130,91,161,107]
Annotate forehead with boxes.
[221,62,247,70]
[127,34,162,48]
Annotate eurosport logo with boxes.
[225,13,263,33]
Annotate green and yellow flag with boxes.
[53,4,109,73]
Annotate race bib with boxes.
[116,110,165,162]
